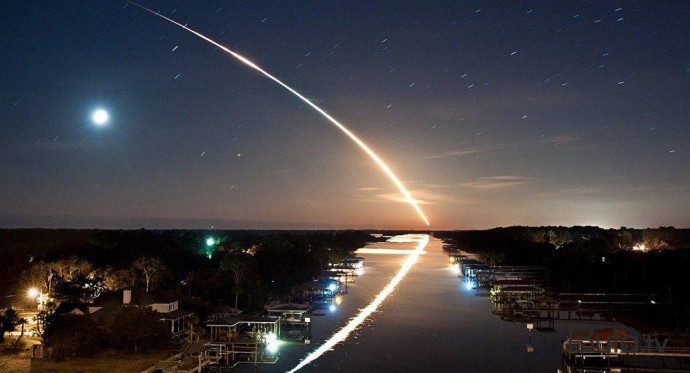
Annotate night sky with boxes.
[1,1,689,230]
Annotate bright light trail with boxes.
[127,1,430,226]
[288,234,429,372]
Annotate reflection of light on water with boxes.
[288,234,430,372]
[356,248,427,255]
[265,332,280,353]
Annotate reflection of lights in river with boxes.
[356,248,427,255]
[265,332,280,353]
[288,234,429,372]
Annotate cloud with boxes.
[533,188,601,197]
[373,189,466,205]
[424,150,481,160]
[460,175,528,190]
[534,184,690,198]
[357,187,381,191]
[272,169,298,174]
[423,183,452,189]
[543,132,581,144]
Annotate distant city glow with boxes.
[289,234,429,372]
[92,109,108,125]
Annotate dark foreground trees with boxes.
[42,307,171,358]
[0,308,21,343]
[103,307,171,354]
[42,315,102,358]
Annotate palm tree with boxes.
[221,253,252,310]
[0,308,20,343]
[13,316,28,347]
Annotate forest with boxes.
[435,226,690,331]
[0,229,377,315]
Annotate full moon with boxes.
[92,109,109,125]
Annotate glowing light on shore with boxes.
[632,243,647,252]
[127,1,430,227]
[288,234,429,372]
[265,332,280,353]
[27,288,39,299]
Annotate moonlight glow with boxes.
[92,109,109,125]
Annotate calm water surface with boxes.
[249,235,624,373]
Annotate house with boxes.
[91,289,194,336]
[52,302,96,316]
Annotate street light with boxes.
[27,288,39,299]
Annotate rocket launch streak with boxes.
[127,1,430,227]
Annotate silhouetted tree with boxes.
[0,308,21,343]
[132,257,166,293]
[43,315,103,358]
[103,307,170,353]
[221,252,256,310]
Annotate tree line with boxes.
[435,226,690,332]
[0,229,376,356]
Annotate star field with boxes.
[1,1,689,229]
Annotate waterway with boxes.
[255,234,627,372]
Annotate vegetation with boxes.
[0,228,376,358]
[436,226,690,331]
[102,307,171,354]
[29,348,170,373]
[42,315,102,358]
[0,308,22,343]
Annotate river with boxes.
[251,234,625,372]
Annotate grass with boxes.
[30,349,171,373]
[0,336,41,373]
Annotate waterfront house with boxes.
[91,289,194,336]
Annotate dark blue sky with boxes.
[1,1,689,229]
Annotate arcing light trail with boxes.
[288,234,429,372]
[127,1,430,226]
